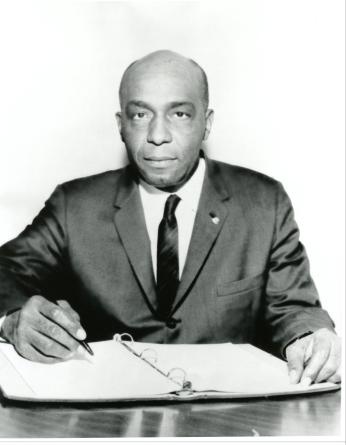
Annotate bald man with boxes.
[0,50,341,385]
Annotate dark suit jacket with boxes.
[0,158,334,356]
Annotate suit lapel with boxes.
[113,167,157,310]
[173,160,230,312]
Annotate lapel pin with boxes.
[209,212,220,225]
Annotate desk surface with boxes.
[0,389,341,438]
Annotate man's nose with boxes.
[147,116,172,145]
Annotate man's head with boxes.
[116,50,214,191]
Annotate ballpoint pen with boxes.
[79,339,94,356]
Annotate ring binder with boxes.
[0,336,340,402]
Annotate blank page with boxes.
[127,341,310,393]
[0,341,179,400]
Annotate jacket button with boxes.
[166,318,180,329]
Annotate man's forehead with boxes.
[121,69,203,108]
[127,67,198,90]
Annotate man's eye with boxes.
[133,112,147,120]
[174,111,190,119]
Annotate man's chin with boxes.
[141,173,181,191]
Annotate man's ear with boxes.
[115,112,124,142]
[203,109,214,141]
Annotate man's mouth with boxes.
[144,157,177,167]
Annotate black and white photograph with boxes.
[0,0,344,443]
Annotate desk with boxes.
[0,390,340,437]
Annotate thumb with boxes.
[286,338,307,383]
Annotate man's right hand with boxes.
[0,295,86,363]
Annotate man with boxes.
[0,50,341,385]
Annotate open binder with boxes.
[0,334,340,402]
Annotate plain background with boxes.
[0,0,344,333]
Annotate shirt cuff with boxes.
[0,315,7,340]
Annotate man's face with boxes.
[116,60,213,190]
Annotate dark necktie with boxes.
[156,194,181,320]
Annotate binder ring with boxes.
[167,367,187,386]
[140,348,158,364]
[113,333,134,344]
[113,333,122,342]
[120,333,134,343]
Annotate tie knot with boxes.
[163,194,181,222]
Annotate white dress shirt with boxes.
[139,158,206,279]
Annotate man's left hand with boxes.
[286,328,341,385]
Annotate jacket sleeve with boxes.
[0,186,67,317]
[264,182,335,356]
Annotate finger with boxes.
[26,327,75,360]
[56,300,80,322]
[327,372,341,384]
[15,342,62,364]
[39,300,86,340]
[315,340,341,383]
[300,336,330,384]
[33,316,81,354]
[286,340,306,383]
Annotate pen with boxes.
[79,340,94,356]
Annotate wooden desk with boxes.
[0,390,340,437]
